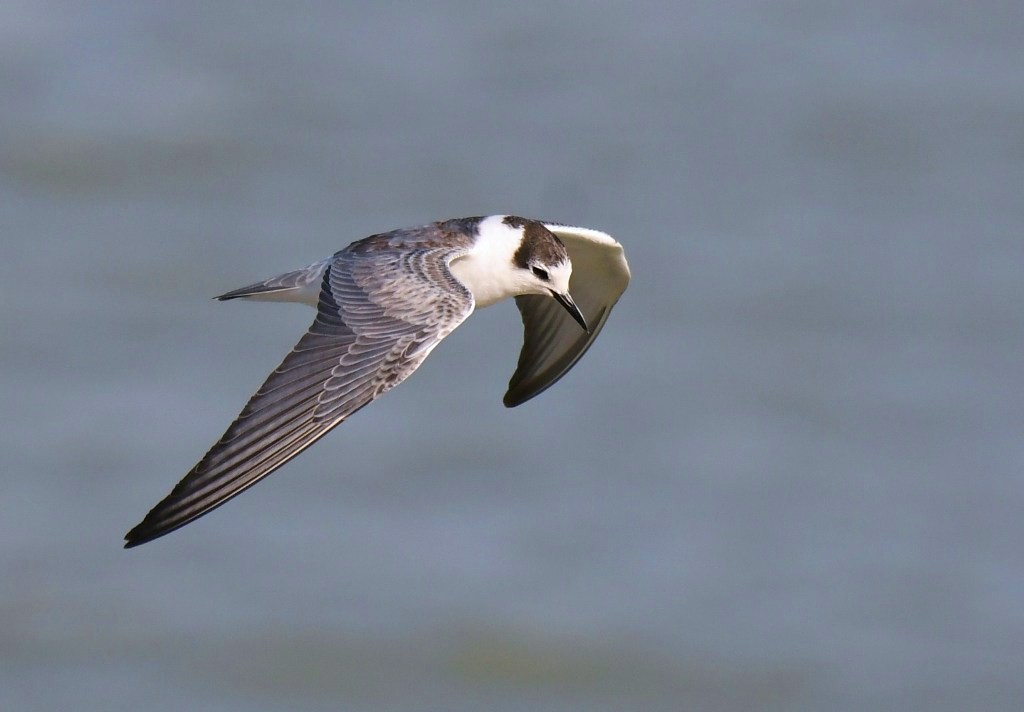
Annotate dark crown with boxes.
[504,216,568,269]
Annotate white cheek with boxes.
[553,268,573,294]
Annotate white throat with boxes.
[449,215,528,308]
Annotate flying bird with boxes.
[125,215,630,547]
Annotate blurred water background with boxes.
[2,2,1022,710]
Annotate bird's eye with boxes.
[531,266,549,281]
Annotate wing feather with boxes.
[125,242,473,547]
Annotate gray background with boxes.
[2,2,1022,710]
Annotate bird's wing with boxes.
[125,245,473,547]
[504,224,630,407]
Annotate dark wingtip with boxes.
[123,522,151,548]
[123,510,173,548]
[502,387,532,408]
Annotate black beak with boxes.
[551,291,589,333]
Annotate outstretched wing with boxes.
[504,224,630,407]
[125,243,473,547]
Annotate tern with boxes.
[125,215,629,547]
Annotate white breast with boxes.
[448,214,527,308]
